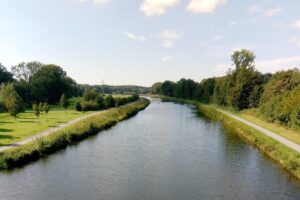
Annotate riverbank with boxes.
[154,95,300,180]
[0,98,150,169]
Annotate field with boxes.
[0,110,93,146]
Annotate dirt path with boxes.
[0,111,103,152]
[217,109,300,153]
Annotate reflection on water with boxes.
[1,99,300,200]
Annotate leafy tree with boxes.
[39,102,44,113]
[11,61,43,82]
[104,95,115,108]
[60,94,69,111]
[0,83,22,112]
[151,82,162,94]
[32,103,40,118]
[0,63,14,84]
[260,69,300,105]
[43,102,50,114]
[231,49,256,69]
[160,81,175,97]
[75,102,82,112]
[30,65,74,103]
[6,93,24,119]
[83,88,100,101]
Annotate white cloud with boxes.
[249,5,262,13]
[249,4,282,17]
[289,37,300,47]
[157,30,181,48]
[186,0,227,13]
[263,6,282,17]
[214,55,300,75]
[211,35,224,42]
[139,0,179,16]
[228,21,237,27]
[160,56,174,62]
[79,0,109,6]
[292,20,300,29]
[256,55,300,72]
[213,63,230,74]
[122,32,146,43]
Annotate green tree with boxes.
[6,93,23,119]
[231,49,256,70]
[0,63,14,84]
[104,95,115,108]
[30,65,75,103]
[39,102,44,113]
[11,61,43,82]
[151,82,162,94]
[43,102,50,114]
[60,94,69,111]
[75,102,82,112]
[32,103,40,118]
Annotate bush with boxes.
[81,101,99,111]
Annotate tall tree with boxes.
[30,65,72,103]
[6,92,24,119]
[231,49,256,69]
[0,63,14,84]
[60,94,69,111]
[11,61,43,82]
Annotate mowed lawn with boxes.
[0,110,92,146]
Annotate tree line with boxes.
[0,61,142,118]
[151,49,300,129]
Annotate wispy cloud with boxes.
[157,30,181,48]
[249,4,282,17]
[160,56,174,62]
[257,55,300,72]
[289,37,300,47]
[140,0,179,16]
[121,32,146,43]
[79,0,110,6]
[214,55,300,75]
[292,20,300,29]
[228,21,237,27]
[264,6,282,17]
[211,35,224,42]
[186,0,227,13]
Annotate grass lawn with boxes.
[236,110,300,145]
[0,110,93,146]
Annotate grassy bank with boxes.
[0,98,150,170]
[155,96,300,179]
[0,110,93,146]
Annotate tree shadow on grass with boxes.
[0,121,13,124]
[0,128,13,133]
[17,120,38,123]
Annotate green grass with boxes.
[197,104,300,180]
[0,110,93,146]
[0,98,150,169]
[238,109,300,145]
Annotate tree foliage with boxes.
[151,49,300,129]
[0,63,14,84]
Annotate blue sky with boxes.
[0,0,300,86]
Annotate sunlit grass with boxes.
[238,109,300,145]
[0,110,93,146]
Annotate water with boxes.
[1,99,300,200]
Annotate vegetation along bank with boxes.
[157,95,300,180]
[0,98,150,170]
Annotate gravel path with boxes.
[217,109,300,153]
